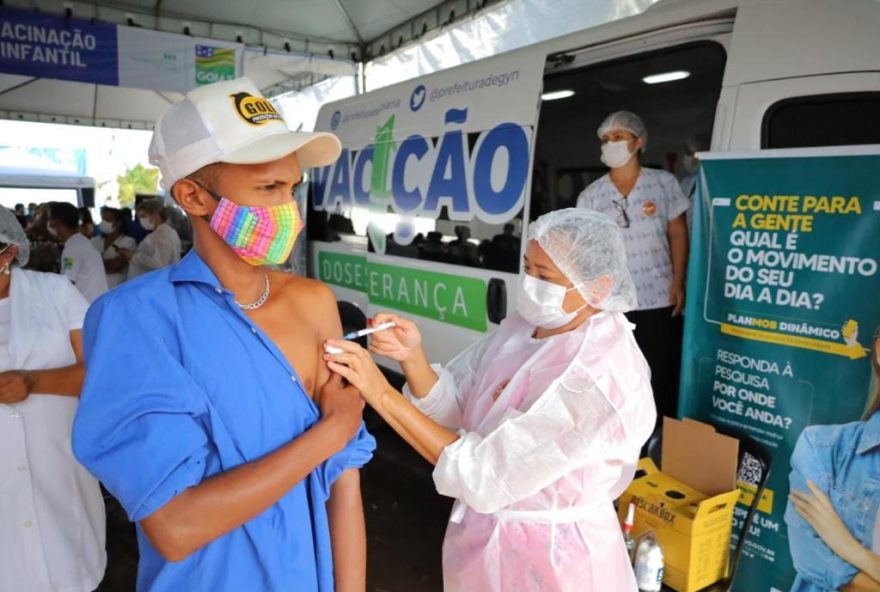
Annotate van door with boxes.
[310,48,546,367]
[723,73,880,150]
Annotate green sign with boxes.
[680,150,880,591]
[318,251,488,332]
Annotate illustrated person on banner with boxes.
[786,325,880,592]
[72,78,374,592]
[576,111,690,420]
[324,208,656,592]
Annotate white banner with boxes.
[117,27,243,94]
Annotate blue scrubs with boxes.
[73,251,375,591]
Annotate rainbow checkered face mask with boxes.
[203,187,303,266]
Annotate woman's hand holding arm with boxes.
[790,481,880,581]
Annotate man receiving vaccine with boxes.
[73,78,374,592]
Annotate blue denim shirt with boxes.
[786,412,880,591]
[73,251,375,591]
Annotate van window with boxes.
[531,41,727,221]
[762,93,880,149]
[307,138,526,274]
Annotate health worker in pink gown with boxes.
[324,208,656,592]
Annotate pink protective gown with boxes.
[406,311,656,592]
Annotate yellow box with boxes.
[618,458,741,592]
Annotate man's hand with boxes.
[790,481,864,566]
[0,370,32,404]
[314,372,364,444]
[669,280,686,317]
[116,248,133,262]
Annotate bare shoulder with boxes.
[271,271,337,310]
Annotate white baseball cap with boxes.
[149,77,341,190]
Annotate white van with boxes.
[307,0,880,370]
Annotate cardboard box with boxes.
[617,418,741,592]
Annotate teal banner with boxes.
[679,149,880,591]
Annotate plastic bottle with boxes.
[633,531,664,592]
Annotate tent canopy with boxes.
[0,0,491,128]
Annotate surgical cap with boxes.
[0,206,29,267]
[597,110,647,151]
[528,208,637,312]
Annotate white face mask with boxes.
[601,140,635,169]
[517,274,586,329]
[139,216,156,231]
[99,221,116,234]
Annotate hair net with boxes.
[0,206,30,267]
[528,208,637,312]
[597,110,647,152]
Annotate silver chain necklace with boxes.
[235,273,270,311]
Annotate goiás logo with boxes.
[230,92,283,126]
[312,107,531,225]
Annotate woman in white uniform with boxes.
[119,198,181,279]
[0,207,106,592]
[577,110,690,420]
[92,206,137,289]
[324,209,656,592]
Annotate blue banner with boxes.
[0,7,118,86]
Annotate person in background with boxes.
[576,110,690,420]
[79,207,96,239]
[48,202,108,303]
[13,203,26,228]
[24,203,60,273]
[119,206,146,243]
[325,209,656,592]
[0,206,106,592]
[26,202,38,222]
[92,207,137,289]
[119,199,181,279]
[786,326,880,592]
[679,132,711,231]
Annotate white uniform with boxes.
[127,223,181,279]
[0,267,106,592]
[91,234,137,289]
[577,167,690,310]
[61,233,108,303]
[407,312,655,592]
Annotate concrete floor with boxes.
[97,410,451,592]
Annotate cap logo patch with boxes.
[230,92,283,126]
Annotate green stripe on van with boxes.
[318,251,488,332]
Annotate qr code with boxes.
[737,451,763,486]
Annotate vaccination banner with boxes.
[0,6,242,92]
[679,147,880,591]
